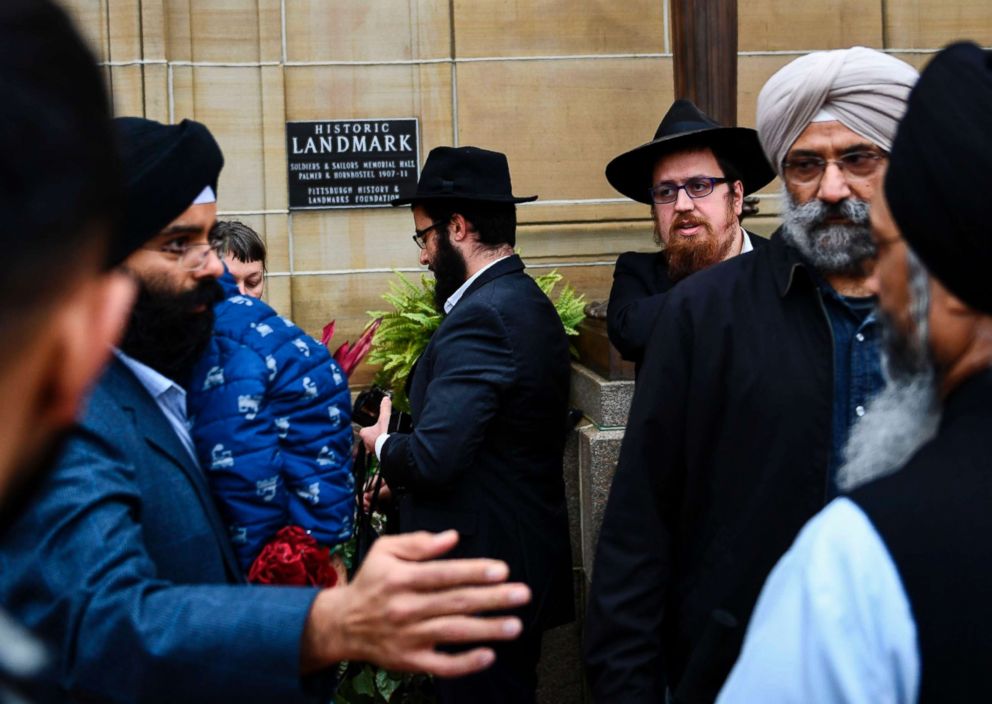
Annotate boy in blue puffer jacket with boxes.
[187,267,353,574]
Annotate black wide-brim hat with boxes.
[606,99,775,204]
[392,145,537,206]
[111,117,224,264]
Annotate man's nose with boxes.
[197,248,225,280]
[817,162,852,204]
[419,247,430,267]
[673,188,695,212]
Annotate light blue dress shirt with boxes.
[115,349,198,465]
[717,497,919,704]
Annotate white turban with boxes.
[756,47,919,176]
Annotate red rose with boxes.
[248,526,339,589]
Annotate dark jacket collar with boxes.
[104,357,199,479]
[460,253,524,302]
[767,227,816,299]
[940,368,992,430]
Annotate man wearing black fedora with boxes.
[605,99,775,372]
[359,146,574,703]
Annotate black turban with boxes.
[111,117,224,265]
[885,42,992,315]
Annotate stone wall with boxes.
[60,0,990,386]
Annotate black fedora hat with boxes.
[392,145,537,206]
[606,99,774,204]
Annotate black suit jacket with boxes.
[380,255,574,632]
[607,231,768,371]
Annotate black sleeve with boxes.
[584,290,693,702]
[607,253,670,363]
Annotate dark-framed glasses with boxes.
[412,219,447,250]
[144,241,220,271]
[649,177,729,205]
[782,151,886,187]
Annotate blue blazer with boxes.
[0,358,330,703]
[380,255,575,634]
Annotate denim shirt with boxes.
[817,279,884,498]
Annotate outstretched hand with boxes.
[301,530,530,678]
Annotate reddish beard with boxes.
[661,214,739,283]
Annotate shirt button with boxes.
[855,405,866,417]
[856,333,865,342]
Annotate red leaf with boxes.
[321,320,336,347]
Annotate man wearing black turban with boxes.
[720,42,992,703]
[0,115,534,703]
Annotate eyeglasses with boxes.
[649,177,729,205]
[782,151,886,187]
[412,219,447,250]
[144,241,220,271]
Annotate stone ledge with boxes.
[577,424,625,580]
[569,362,634,429]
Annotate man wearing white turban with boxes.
[720,42,992,703]
[585,47,917,703]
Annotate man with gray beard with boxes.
[585,47,918,703]
[720,42,992,703]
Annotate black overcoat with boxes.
[380,255,575,634]
[852,369,992,703]
[607,232,768,371]
[586,230,839,702]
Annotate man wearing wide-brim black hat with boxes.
[359,145,575,704]
[604,99,775,372]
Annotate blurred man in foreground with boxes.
[0,1,137,699]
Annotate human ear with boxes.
[43,271,136,426]
[732,180,745,217]
[449,213,470,243]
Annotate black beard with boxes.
[120,277,223,388]
[0,429,70,538]
[431,230,468,313]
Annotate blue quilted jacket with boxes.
[188,272,354,573]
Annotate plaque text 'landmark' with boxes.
[286,118,419,210]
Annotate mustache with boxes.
[176,278,225,309]
[672,214,711,230]
[119,277,224,387]
[790,197,870,229]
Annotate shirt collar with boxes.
[443,254,512,314]
[114,349,187,404]
[740,228,753,254]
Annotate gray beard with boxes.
[780,189,875,275]
[837,247,941,492]
[835,369,940,492]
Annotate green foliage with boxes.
[366,267,586,411]
[335,663,434,704]
[366,273,442,413]
[533,270,587,343]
